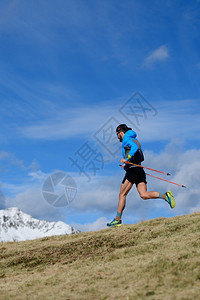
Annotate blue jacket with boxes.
[122,130,138,158]
[122,130,144,164]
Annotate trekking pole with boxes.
[124,161,171,176]
[146,173,186,188]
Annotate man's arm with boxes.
[126,140,139,161]
[120,140,139,165]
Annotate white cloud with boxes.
[20,107,103,140]
[143,45,169,68]
[73,175,120,213]
[18,97,200,146]
[72,217,108,232]
[4,171,68,221]
[19,101,119,140]
[137,99,200,143]
[0,151,39,172]
[140,145,200,216]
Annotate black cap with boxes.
[116,124,132,133]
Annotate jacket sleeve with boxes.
[126,140,139,160]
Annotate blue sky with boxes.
[0,0,200,231]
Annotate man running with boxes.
[107,124,175,227]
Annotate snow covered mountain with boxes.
[0,207,80,242]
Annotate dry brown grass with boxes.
[0,212,200,299]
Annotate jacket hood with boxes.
[123,129,137,140]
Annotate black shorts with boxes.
[122,167,147,186]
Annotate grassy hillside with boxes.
[0,212,200,300]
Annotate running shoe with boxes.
[107,218,122,227]
[165,191,176,208]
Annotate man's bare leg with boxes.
[115,179,133,220]
[136,182,176,208]
[136,182,165,200]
